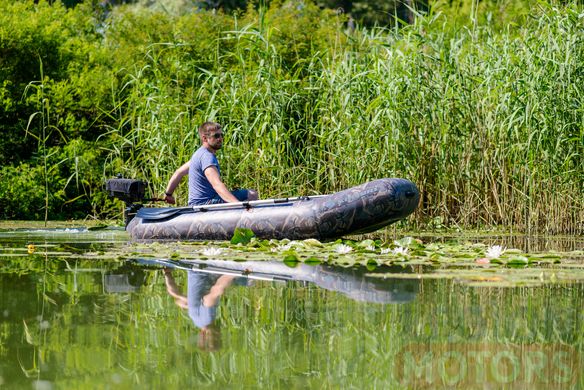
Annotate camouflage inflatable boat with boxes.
[106,178,419,241]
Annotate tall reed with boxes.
[103,2,583,234]
[24,61,56,226]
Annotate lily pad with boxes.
[230,228,256,245]
[304,256,322,265]
[506,256,529,266]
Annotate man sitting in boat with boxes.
[163,121,258,205]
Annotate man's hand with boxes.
[164,194,176,204]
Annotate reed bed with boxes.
[99,3,583,234]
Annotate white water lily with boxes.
[365,244,376,252]
[335,244,353,254]
[380,248,392,255]
[201,247,223,256]
[486,245,505,259]
[392,246,409,256]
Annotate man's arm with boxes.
[163,269,188,309]
[204,166,240,203]
[164,161,190,204]
[202,275,236,307]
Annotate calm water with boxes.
[0,227,582,389]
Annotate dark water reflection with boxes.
[0,230,582,389]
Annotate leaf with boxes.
[283,258,299,267]
[506,256,529,266]
[358,239,375,248]
[302,238,323,247]
[283,250,300,264]
[230,227,256,245]
[283,259,299,268]
[23,320,35,345]
[304,256,322,265]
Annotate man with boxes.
[163,122,258,205]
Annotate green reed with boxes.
[23,60,60,226]
[103,2,583,234]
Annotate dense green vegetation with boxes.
[0,0,582,234]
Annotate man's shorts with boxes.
[205,189,250,205]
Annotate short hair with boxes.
[198,122,221,138]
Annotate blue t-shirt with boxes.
[187,271,220,328]
[187,271,248,328]
[188,146,220,205]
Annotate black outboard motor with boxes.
[106,176,154,225]
[106,177,147,203]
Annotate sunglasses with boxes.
[209,132,224,139]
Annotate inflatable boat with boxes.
[106,177,419,241]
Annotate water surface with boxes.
[0,226,582,389]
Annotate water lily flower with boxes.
[380,248,392,255]
[335,244,353,254]
[202,247,223,256]
[486,245,505,259]
[392,246,409,256]
[365,244,376,252]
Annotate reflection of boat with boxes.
[134,258,419,304]
[107,178,419,241]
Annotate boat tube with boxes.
[106,177,419,241]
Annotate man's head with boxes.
[198,324,222,352]
[198,122,224,152]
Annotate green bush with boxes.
[0,163,47,219]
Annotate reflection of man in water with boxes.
[163,269,240,351]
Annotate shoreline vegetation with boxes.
[0,0,582,234]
